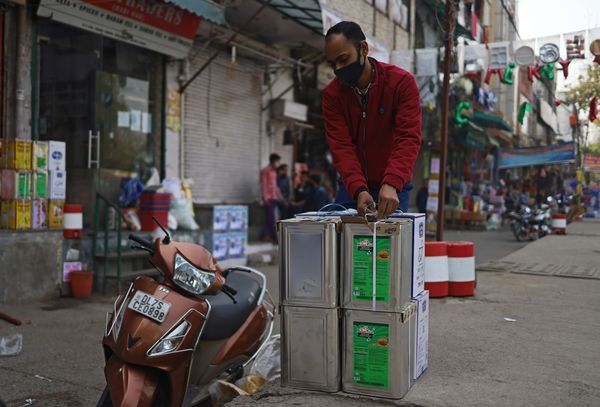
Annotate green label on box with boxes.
[35,173,48,197]
[353,322,389,388]
[17,172,30,199]
[352,236,390,302]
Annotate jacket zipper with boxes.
[360,97,369,184]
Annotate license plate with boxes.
[128,291,171,323]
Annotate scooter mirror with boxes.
[152,216,171,244]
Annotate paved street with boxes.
[1,223,598,406]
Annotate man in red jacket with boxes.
[322,21,422,218]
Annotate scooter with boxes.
[508,206,538,241]
[97,219,275,407]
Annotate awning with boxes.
[164,0,225,25]
[423,0,475,40]
[498,142,575,169]
[486,127,513,145]
[267,0,324,35]
[472,111,513,132]
[455,123,498,151]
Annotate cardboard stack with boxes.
[0,139,66,230]
[279,212,429,400]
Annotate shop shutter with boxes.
[184,47,262,204]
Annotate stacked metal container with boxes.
[279,217,341,392]
[340,215,427,399]
[279,213,429,399]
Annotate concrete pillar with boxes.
[13,5,32,140]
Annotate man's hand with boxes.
[357,190,376,217]
[378,184,399,219]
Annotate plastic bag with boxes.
[168,212,178,230]
[249,334,280,382]
[119,177,144,208]
[123,208,141,231]
[171,198,199,230]
[144,168,161,188]
[162,177,184,200]
[0,333,22,356]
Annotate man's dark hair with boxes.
[325,21,366,46]
[277,164,288,171]
[269,153,281,164]
[310,174,321,185]
[301,170,310,177]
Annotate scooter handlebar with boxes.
[129,234,154,251]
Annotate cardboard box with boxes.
[49,170,66,200]
[48,199,64,229]
[7,199,31,230]
[389,213,427,297]
[0,170,31,200]
[5,140,32,170]
[48,141,66,171]
[33,171,48,198]
[412,290,429,380]
[0,200,9,229]
[32,198,48,229]
[32,141,49,170]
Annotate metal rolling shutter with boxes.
[184,46,262,204]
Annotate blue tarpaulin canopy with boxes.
[164,0,225,25]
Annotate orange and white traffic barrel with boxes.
[448,241,475,297]
[551,213,567,234]
[425,242,449,298]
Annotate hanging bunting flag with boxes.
[502,62,516,84]
[539,43,560,64]
[564,31,586,60]
[488,42,510,70]
[514,45,535,66]
[590,97,598,122]
[540,63,555,80]
[558,59,572,78]
[528,63,541,82]
[518,101,531,125]
[455,101,471,127]
[485,68,505,85]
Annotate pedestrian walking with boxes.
[260,153,285,242]
[322,21,422,218]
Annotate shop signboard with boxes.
[498,142,575,169]
[37,0,202,59]
[583,154,600,173]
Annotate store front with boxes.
[33,0,203,226]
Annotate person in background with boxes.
[277,164,292,218]
[416,179,428,214]
[306,174,332,212]
[260,153,284,243]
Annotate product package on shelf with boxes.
[48,199,65,229]
[32,141,49,170]
[0,170,31,200]
[7,199,31,230]
[33,171,49,198]
[5,140,32,170]
[32,198,48,229]
[0,200,9,229]
[48,141,66,171]
[49,170,67,200]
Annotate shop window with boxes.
[36,21,163,172]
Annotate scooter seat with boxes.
[199,272,261,340]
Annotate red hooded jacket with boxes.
[322,58,422,199]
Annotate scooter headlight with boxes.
[173,253,215,295]
[149,320,190,356]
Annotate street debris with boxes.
[504,317,518,322]
[34,374,52,382]
[249,334,281,381]
[21,399,35,407]
[0,311,22,326]
[0,333,22,356]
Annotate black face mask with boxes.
[334,47,365,87]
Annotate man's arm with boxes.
[381,73,422,192]
[322,91,368,200]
